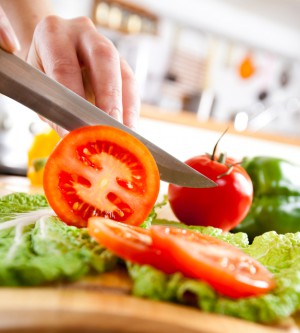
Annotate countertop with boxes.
[137,105,300,182]
[140,103,300,147]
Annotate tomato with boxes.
[88,218,275,298]
[150,226,276,298]
[43,125,160,227]
[168,155,253,231]
[88,217,177,274]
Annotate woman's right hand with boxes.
[0,5,19,52]
[27,16,140,132]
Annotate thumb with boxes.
[0,6,20,52]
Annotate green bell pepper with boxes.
[233,156,300,241]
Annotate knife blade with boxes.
[0,48,216,188]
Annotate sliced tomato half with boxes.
[88,218,276,299]
[43,125,160,227]
[150,226,276,298]
[88,217,177,274]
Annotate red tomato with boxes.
[88,217,177,274]
[168,155,253,231]
[150,226,276,298]
[88,218,275,298]
[43,125,160,227]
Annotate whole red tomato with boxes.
[168,154,253,231]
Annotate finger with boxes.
[49,123,69,138]
[0,6,20,52]
[120,58,140,129]
[27,16,85,98]
[38,116,69,138]
[77,28,123,121]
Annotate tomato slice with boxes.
[88,217,177,274]
[150,226,276,298]
[88,218,275,299]
[43,125,160,227]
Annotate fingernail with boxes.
[0,27,20,52]
[110,107,123,123]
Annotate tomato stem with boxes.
[217,161,242,179]
[211,128,229,161]
[217,165,233,178]
[217,153,227,164]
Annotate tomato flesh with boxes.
[43,126,160,227]
[88,218,276,299]
[88,217,177,274]
[150,226,276,298]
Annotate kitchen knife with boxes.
[0,48,216,188]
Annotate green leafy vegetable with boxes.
[127,221,300,324]
[140,195,168,229]
[0,192,49,221]
[0,192,117,286]
[1,193,300,325]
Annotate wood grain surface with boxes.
[0,270,298,333]
[0,175,299,333]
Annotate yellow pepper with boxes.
[27,128,60,186]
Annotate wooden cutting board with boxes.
[0,271,298,333]
[0,176,299,333]
[0,270,298,333]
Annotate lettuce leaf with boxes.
[1,193,300,324]
[0,192,118,286]
[127,218,300,324]
[0,192,49,222]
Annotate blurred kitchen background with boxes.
[73,0,300,134]
[2,0,300,174]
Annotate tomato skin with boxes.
[168,155,253,231]
[88,218,275,299]
[88,217,177,274]
[43,125,160,227]
[150,226,276,298]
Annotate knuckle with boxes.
[73,16,94,27]
[100,85,122,99]
[36,15,62,35]
[87,36,119,62]
[51,57,79,77]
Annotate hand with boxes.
[0,5,20,52]
[27,16,140,133]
